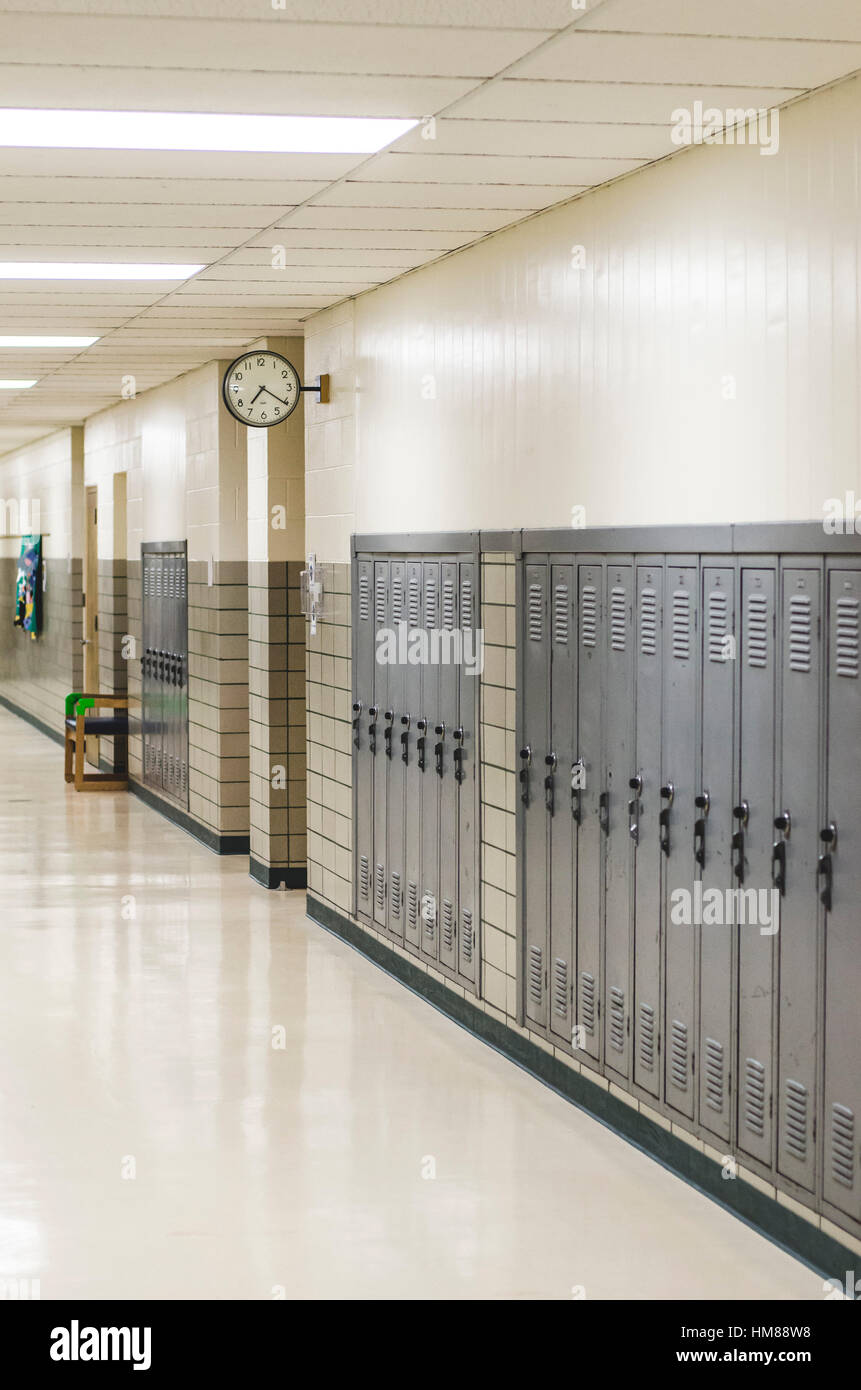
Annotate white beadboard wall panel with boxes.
[303,76,861,558]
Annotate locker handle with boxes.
[352,699,363,749]
[519,745,532,807]
[733,800,750,827]
[660,782,674,807]
[599,790,609,834]
[628,774,643,795]
[571,758,584,823]
[454,727,465,784]
[400,713,410,765]
[695,790,710,817]
[368,707,378,755]
[659,807,671,857]
[774,810,791,839]
[820,821,838,851]
[544,752,556,816]
[817,852,833,911]
[384,710,394,759]
[772,839,786,895]
[694,820,706,869]
[416,718,427,771]
[434,724,445,777]
[732,829,745,883]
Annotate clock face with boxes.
[222,350,301,427]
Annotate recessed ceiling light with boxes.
[0,109,418,154]
[0,335,100,347]
[0,380,37,389]
[0,264,203,280]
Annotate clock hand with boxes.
[249,386,265,405]
[260,386,291,407]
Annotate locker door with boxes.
[372,561,389,929]
[147,554,164,789]
[736,565,777,1168]
[548,563,575,1041]
[402,560,424,947]
[822,567,861,1221]
[632,562,663,1098]
[385,560,407,942]
[353,559,375,920]
[142,554,154,787]
[420,561,440,961]
[663,564,698,1119]
[603,563,634,1080]
[576,560,603,1063]
[522,561,549,1027]
[457,560,478,985]
[177,553,188,804]
[776,565,822,1193]
[437,562,460,970]
[164,554,177,798]
[698,565,736,1142]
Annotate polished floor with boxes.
[0,707,823,1300]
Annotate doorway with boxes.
[83,485,99,768]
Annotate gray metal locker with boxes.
[521,561,549,1027]
[548,562,575,1042]
[353,559,375,920]
[420,560,440,960]
[736,563,777,1168]
[372,560,389,930]
[141,544,188,807]
[632,560,663,1098]
[662,563,699,1119]
[437,561,460,971]
[402,560,423,948]
[385,560,407,942]
[822,566,861,1222]
[603,562,634,1080]
[776,564,822,1193]
[457,560,479,985]
[698,563,736,1142]
[575,559,603,1063]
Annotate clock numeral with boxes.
[237,399,243,407]
[256,356,265,366]
[281,370,288,378]
[274,407,280,415]
[234,371,243,381]
[261,412,267,420]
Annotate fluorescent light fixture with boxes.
[0,263,203,280]
[0,380,37,389]
[0,335,99,347]
[0,109,418,154]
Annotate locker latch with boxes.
[400,713,411,765]
[434,723,445,777]
[519,745,532,806]
[352,700,363,749]
[453,726,465,784]
[628,774,642,844]
[416,717,427,771]
[599,789,610,833]
[732,800,749,883]
[694,790,710,868]
[571,758,585,822]
[659,782,674,856]
[544,752,556,816]
[772,809,791,895]
[368,705,378,755]
[384,709,394,759]
[817,821,837,911]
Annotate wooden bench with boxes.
[64,692,130,791]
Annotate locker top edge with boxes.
[352,531,480,555]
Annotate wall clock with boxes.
[222,349,310,428]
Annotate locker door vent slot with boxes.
[579,972,596,1034]
[460,575,473,629]
[528,945,543,1006]
[424,573,437,627]
[553,583,569,645]
[670,1019,689,1090]
[609,987,625,1053]
[671,589,691,661]
[461,909,474,964]
[639,1004,655,1070]
[552,957,569,1019]
[705,1038,724,1111]
[835,596,860,678]
[392,573,404,624]
[743,1057,766,1137]
[407,881,418,929]
[528,583,543,642]
[442,899,455,952]
[640,588,658,656]
[610,586,627,652]
[581,585,597,648]
[408,574,420,627]
[707,590,728,663]
[375,579,386,626]
[390,871,401,920]
[359,855,370,900]
[423,917,436,944]
[784,1079,808,1162]
[788,594,812,673]
[442,577,455,630]
[746,593,769,668]
[374,864,386,912]
[830,1104,855,1188]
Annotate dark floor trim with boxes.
[129,779,250,856]
[0,694,65,748]
[307,892,857,1284]
[249,858,307,890]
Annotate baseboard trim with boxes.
[0,694,65,748]
[129,779,250,856]
[249,858,307,890]
[306,891,857,1284]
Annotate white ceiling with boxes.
[0,0,860,454]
